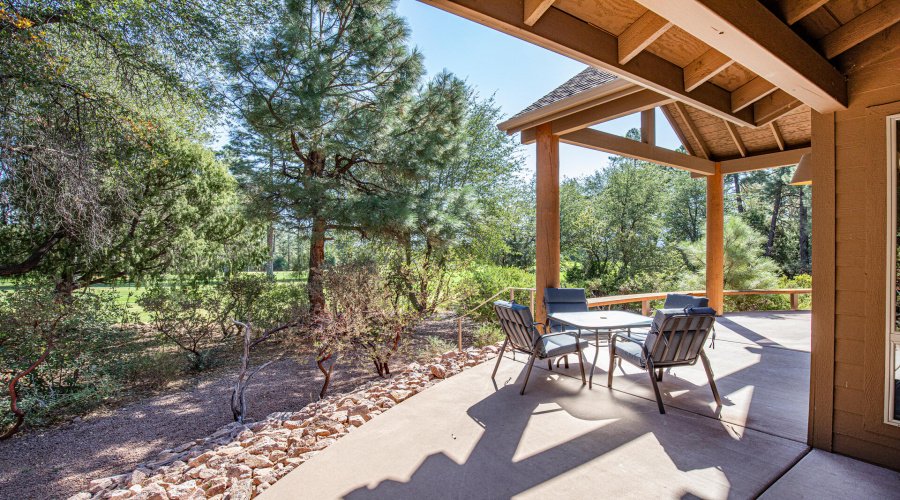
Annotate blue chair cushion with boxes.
[663,294,709,309]
[538,333,589,358]
[614,339,647,368]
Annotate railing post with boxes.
[458,318,463,351]
[790,292,799,310]
[641,300,650,316]
[530,290,535,320]
[510,288,515,302]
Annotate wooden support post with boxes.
[535,123,561,323]
[510,288,515,302]
[706,162,725,316]
[641,109,655,145]
[791,292,799,310]
[641,300,650,316]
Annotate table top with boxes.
[548,310,652,330]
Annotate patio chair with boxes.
[663,293,709,308]
[492,300,589,395]
[607,307,721,414]
[543,288,588,368]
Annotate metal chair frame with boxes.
[492,301,588,395]
[608,313,722,414]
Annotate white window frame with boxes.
[886,113,900,426]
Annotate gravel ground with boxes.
[0,315,479,500]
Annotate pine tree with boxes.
[222,0,467,313]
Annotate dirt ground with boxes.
[0,315,479,500]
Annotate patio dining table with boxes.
[547,310,653,388]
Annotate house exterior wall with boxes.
[812,50,900,470]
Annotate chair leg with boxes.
[564,355,569,369]
[521,352,538,396]
[647,360,666,414]
[657,368,664,382]
[547,359,553,371]
[491,338,508,379]
[700,351,722,408]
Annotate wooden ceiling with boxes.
[423,0,900,172]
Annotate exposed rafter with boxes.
[684,49,734,92]
[724,120,747,157]
[770,122,786,151]
[417,0,756,127]
[673,102,711,160]
[754,90,803,127]
[559,128,716,175]
[524,0,555,26]
[732,77,778,112]
[618,11,673,65]
[819,0,900,59]
[632,0,847,113]
[771,0,830,25]
[661,105,696,156]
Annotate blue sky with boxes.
[396,0,684,180]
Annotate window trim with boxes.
[886,113,900,426]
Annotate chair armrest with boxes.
[611,332,644,345]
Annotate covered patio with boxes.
[261,311,900,499]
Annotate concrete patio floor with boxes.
[261,311,900,499]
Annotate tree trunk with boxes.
[766,183,783,258]
[266,224,275,276]
[308,218,327,315]
[799,189,810,271]
[733,174,744,214]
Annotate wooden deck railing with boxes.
[453,287,811,350]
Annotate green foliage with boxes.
[473,323,504,348]
[137,284,224,370]
[0,280,140,431]
[680,216,782,310]
[461,264,534,323]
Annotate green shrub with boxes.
[0,281,137,432]
[462,264,534,323]
[473,323,504,348]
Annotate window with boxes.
[888,115,900,425]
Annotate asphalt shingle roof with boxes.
[512,67,619,118]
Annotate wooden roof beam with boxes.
[660,105,696,156]
[549,89,672,135]
[673,101,712,160]
[770,122,786,151]
[754,89,803,127]
[417,0,756,127]
[618,11,673,65]
[732,77,777,112]
[684,49,734,92]
[524,0,555,26]
[771,0,830,25]
[560,128,716,175]
[723,119,747,157]
[720,147,810,174]
[633,0,847,113]
[819,0,900,59]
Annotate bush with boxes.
[0,281,136,434]
[420,336,456,359]
[462,264,534,323]
[137,284,224,371]
[473,323,504,348]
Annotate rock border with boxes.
[69,343,502,500]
